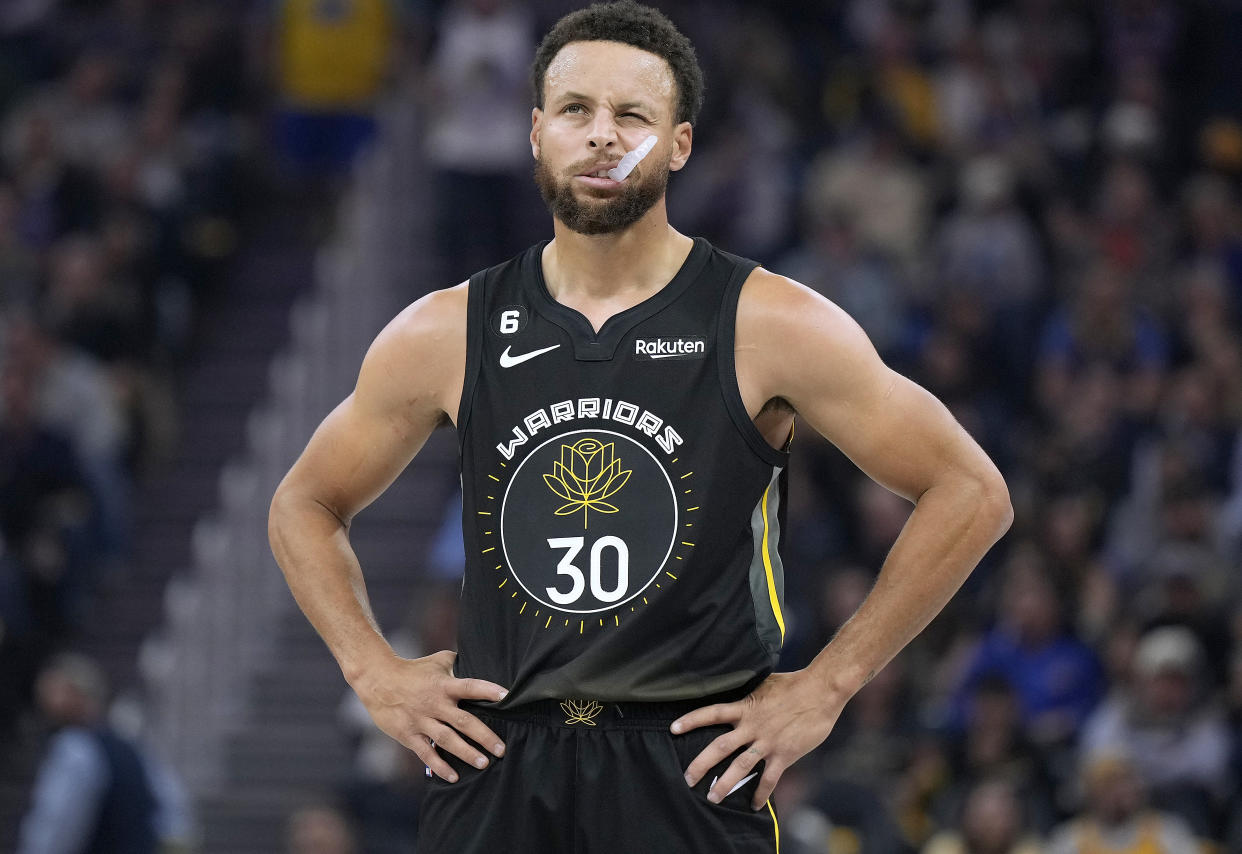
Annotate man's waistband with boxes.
[461,682,755,730]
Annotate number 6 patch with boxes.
[490,305,529,337]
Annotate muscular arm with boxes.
[268,285,508,780]
[736,269,1013,698]
[269,285,466,682]
[674,270,1012,809]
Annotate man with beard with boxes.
[268,3,1013,851]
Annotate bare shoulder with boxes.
[737,267,872,352]
[734,269,1005,506]
[735,267,883,408]
[377,281,468,351]
[356,282,470,425]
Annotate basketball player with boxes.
[268,3,1013,851]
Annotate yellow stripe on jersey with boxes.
[760,483,785,643]
[766,800,780,853]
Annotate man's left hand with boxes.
[669,670,845,811]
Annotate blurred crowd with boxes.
[695,0,1242,851]
[0,0,403,736]
[0,0,263,737]
[757,0,1242,851]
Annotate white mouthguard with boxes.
[607,136,658,182]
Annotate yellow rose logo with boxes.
[560,699,604,725]
[543,438,631,528]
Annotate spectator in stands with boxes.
[950,551,1104,748]
[1038,490,1108,599]
[1155,361,1238,498]
[802,119,931,277]
[43,232,146,365]
[1107,434,1229,580]
[17,653,193,854]
[423,0,537,280]
[1137,546,1233,688]
[922,777,1044,854]
[2,104,102,250]
[14,51,128,176]
[0,359,97,634]
[286,804,357,854]
[908,319,1011,459]
[1167,266,1242,430]
[934,155,1044,319]
[3,314,122,477]
[1179,174,1242,307]
[273,0,396,178]
[1036,259,1169,429]
[1046,751,1199,854]
[942,676,1058,835]
[1080,626,1231,836]
[2,313,128,553]
[860,12,940,152]
[1102,157,1177,305]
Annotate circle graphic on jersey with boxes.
[500,429,677,615]
[490,305,529,337]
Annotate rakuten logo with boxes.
[633,337,707,360]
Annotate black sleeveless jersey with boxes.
[454,237,790,707]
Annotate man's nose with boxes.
[587,113,619,149]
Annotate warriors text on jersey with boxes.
[455,237,790,707]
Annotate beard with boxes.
[533,152,669,235]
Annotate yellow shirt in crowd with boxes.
[277,0,392,109]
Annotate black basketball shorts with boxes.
[416,689,782,853]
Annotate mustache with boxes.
[567,159,623,176]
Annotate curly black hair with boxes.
[531,1,704,126]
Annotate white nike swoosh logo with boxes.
[499,344,560,368]
[710,772,758,798]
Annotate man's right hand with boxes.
[350,649,509,782]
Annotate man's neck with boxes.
[542,204,694,305]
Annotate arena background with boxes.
[3,1,1242,852]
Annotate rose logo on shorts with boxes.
[561,699,604,725]
[501,429,678,615]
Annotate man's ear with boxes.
[669,121,693,172]
[531,108,543,159]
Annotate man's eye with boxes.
[563,104,586,114]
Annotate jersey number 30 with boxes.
[546,536,629,605]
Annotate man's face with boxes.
[35,670,91,725]
[531,40,691,235]
[1088,762,1143,824]
[1139,667,1193,720]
